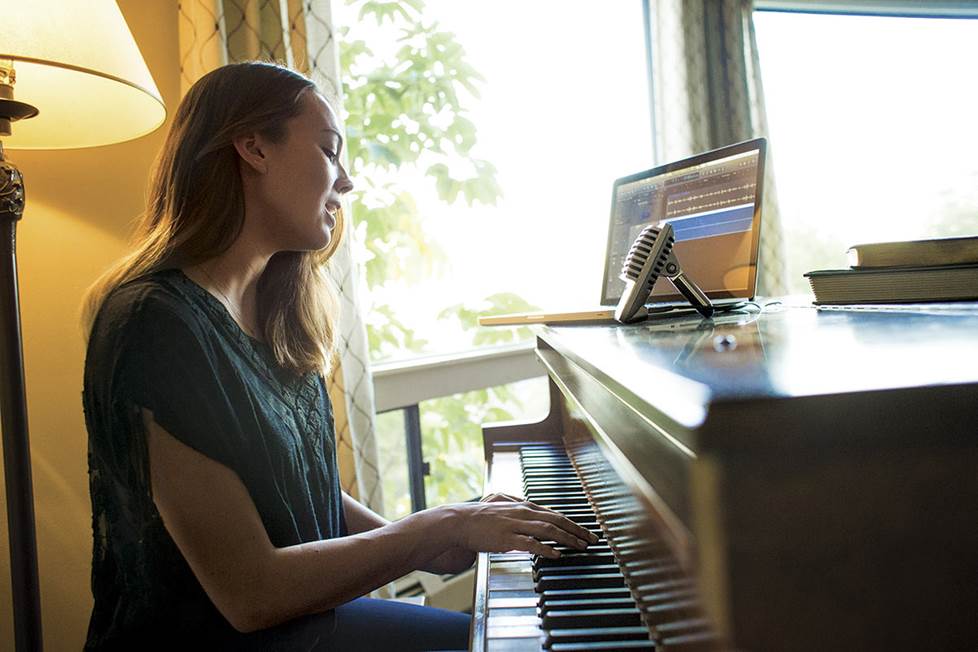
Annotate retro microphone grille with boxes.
[621,224,675,282]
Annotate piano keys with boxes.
[470,306,978,651]
[478,442,717,651]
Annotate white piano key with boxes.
[491,560,534,573]
[490,552,534,562]
[487,625,544,639]
[488,597,540,609]
[489,589,538,600]
[489,572,535,591]
[487,638,543,652]
[488,615,541,629]
[490,607,538,618]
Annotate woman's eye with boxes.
[322,148,337,161]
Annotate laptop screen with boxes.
[600,138,767,306]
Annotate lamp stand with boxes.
[0,142,43,652]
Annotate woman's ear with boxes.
[232,133,268,174]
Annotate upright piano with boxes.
[469,304,978,651]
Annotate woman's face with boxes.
[252,90,353,252]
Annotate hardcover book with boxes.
[805,264,978,305]
[847,235,978,268]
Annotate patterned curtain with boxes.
[177,0,384,514]
[648,0,787,296]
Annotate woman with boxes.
[81,61,595,650]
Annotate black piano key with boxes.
[524,481,580,487]
[660,630,722,650]
[550,641,654,651]
[524,477,579,485]
[625,563,682,582]
[545,625,649,644]
[638,586,698,607]
[532,504,593,513]
[536,572,625,591]
[543,626,652,650]
[527,497,590,506]
[543,503,598,519]
[620,556,672,571]
[642,598,700,623]
[524,487,586,495]
[525,493,588,503]
[654,617,712,638]
[534,506,593,515]
[538,535,602,548]
[633,579,695,602]
[534,564,619,583]
[535,525,600,539]
[533,501,589,509]
[534,551,617,569]
[535,563,620,578]
[539,596,639,614]
[542,607,643,630]
[539,586,633,603]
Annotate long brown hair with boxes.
[82,61,342,375]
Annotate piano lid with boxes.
[540,303,978,452]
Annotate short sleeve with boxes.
[113,287,244,473]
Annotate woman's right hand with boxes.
[442,500,599,559]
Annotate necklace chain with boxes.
[199,264,249,330]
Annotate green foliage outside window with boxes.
[338,0,542,513]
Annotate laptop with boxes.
[479,137,767,326]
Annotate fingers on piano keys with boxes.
[482,443,722,651]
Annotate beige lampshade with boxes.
[0,0,165,149]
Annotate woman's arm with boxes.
[342,492,475,575]
[147,414,595,633]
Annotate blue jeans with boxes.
[248,597,472,651]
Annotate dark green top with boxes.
[83,269,346,650]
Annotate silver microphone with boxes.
[614,222,714,323]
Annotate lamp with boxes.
[0,2,165,650]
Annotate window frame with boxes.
[754,0,978,19]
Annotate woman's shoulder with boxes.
[92,269,203,342]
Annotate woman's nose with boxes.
[336,164,354,194]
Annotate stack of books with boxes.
[804,235,978,305]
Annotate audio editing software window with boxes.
[605,150,760,302]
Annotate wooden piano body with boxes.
[472,305,978,651]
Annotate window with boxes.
[337,0,653,364]
[753,8,978,292]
